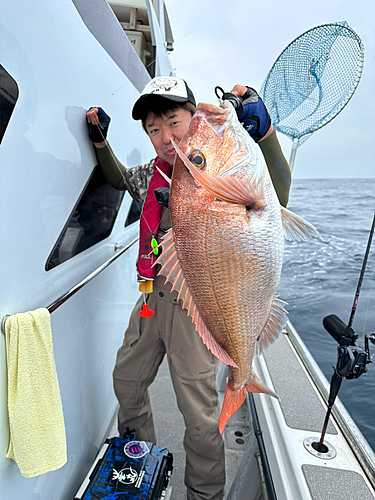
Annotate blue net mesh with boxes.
[260,21,364,145]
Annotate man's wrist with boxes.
[94,140,108,149]
[258,123,274,142]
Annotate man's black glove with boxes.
[237,87,271,142]
[86,107,111,143]
[214,86,271,142]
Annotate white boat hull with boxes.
[0,0,172,497]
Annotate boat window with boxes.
[125,199,141,226]
[46,165,125,270]
[0,65,19,145]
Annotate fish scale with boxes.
[156,100,321,433]
[208,211,282,376]
[171,193,283,403]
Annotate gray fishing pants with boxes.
[113,277,225,500]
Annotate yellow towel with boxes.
[5,308,67,478]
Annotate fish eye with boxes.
[188,150,206,169]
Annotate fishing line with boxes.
[93,122,171,315]
[100,1,225,107]
[289,234,357,261]
[94,126,359,266]
[94,124,360,267]
[94,125,171,240]
[100,80,131,106]
[100,57,158,106]
[173,1,225,46]
[94,126,153,234]
[315,238,357,261]
[96,128,169,237]
[361,260,375,340]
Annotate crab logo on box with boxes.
[112,466,138,485]
[108,460,145,491]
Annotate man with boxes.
[86,76,290,500]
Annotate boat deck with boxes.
[107,357,251,499]
[107,325,375,500]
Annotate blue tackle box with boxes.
[74,437,173,500]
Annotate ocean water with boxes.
[278,178,375,452]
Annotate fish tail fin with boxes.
[219,377,247,434]
[244,373,279,399]
[219,374,278,434]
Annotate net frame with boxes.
[260,21,364,145]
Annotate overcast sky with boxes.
[165,0,374,179]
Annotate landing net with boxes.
[260,21,364,145]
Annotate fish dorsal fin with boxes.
[280,206,323,242]
[256,297,288,357]
[154,229,237,368]
[172,140,266,209]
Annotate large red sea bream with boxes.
[155,100,321,433]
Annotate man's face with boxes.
[145,107,192,165]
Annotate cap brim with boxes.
[132,94,190,121]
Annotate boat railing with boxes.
[1,237,139,334]
[285,319,375,489]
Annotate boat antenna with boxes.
[315,214,375,452]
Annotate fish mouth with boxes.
[195,102,227,124]
[196,102,226,116]
[193,101,233,137]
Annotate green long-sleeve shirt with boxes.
[95,128,291,208]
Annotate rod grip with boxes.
[323,314,355,345]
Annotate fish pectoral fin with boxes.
[154,228,237,368]
[281,206,323,241]
[172,139,266,208]
[204,172,266,209]
[256,297,288,357]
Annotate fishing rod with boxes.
[348,215,375,328]
[316,214,375,452]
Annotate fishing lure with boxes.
[151,236,158,256]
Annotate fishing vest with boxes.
[136,156,172,281]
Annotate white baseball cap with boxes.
[132,77,196,120]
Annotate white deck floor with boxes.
[149,359,252,499]
[107,357,254,499]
